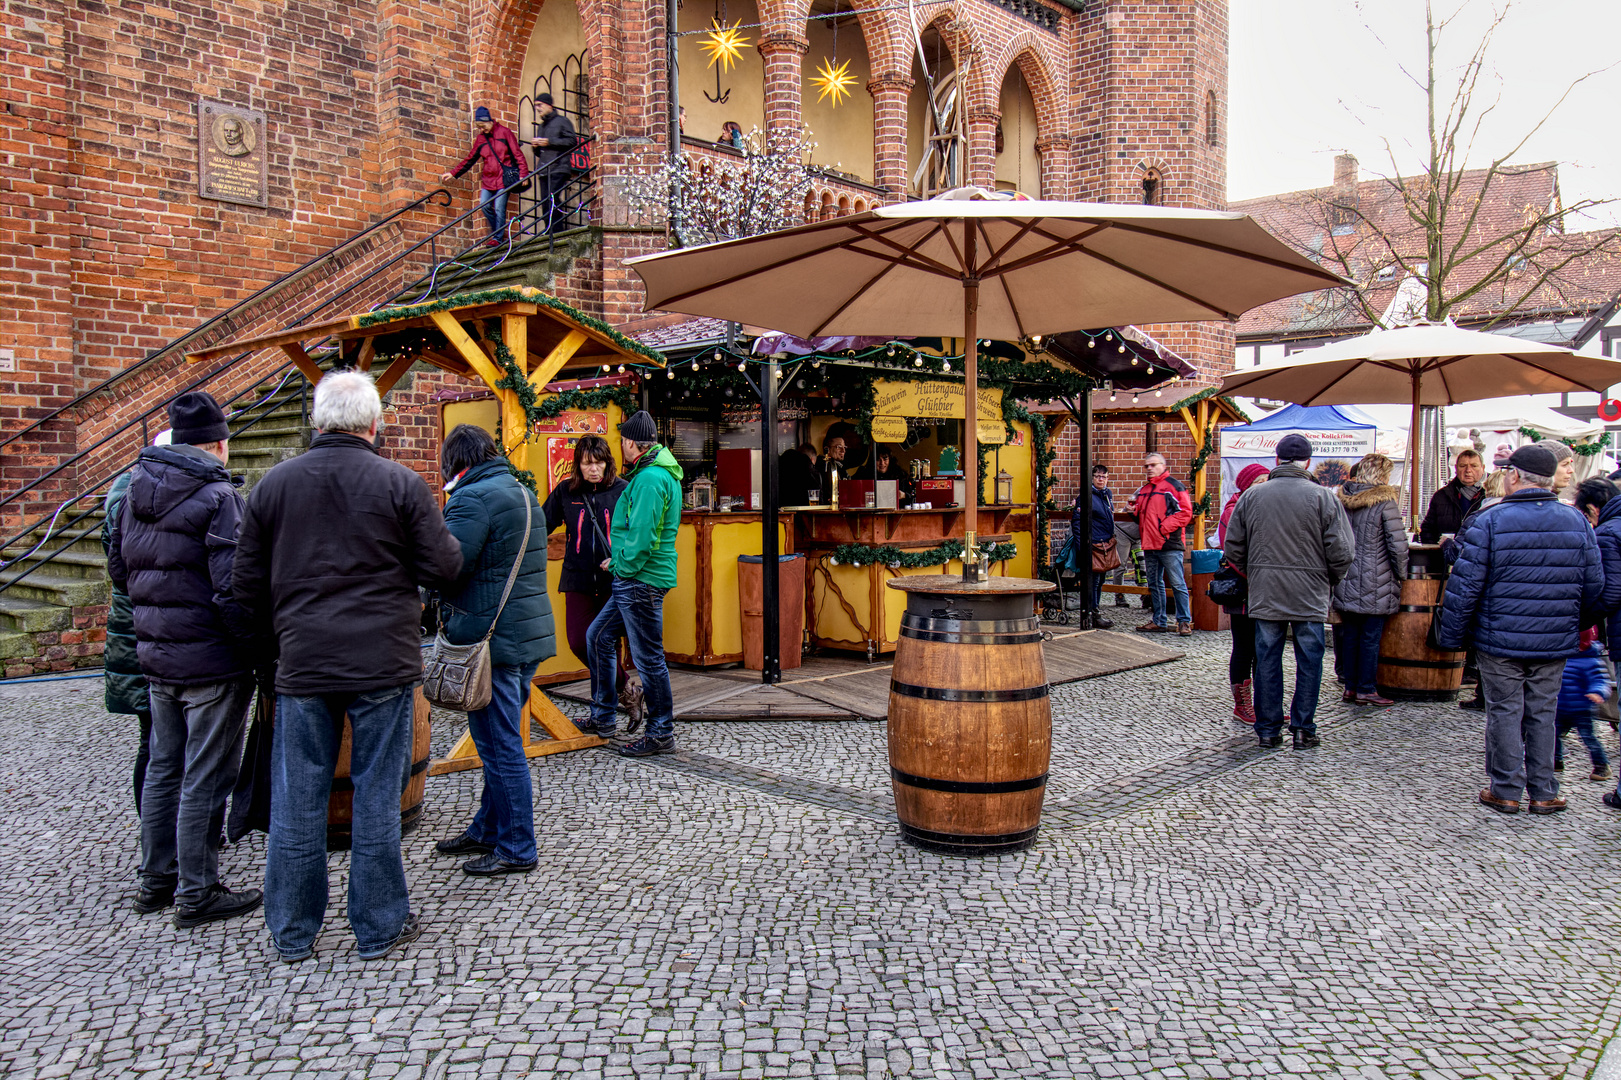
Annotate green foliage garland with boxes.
[827,539,1018,569]
[1517,427,1613,456]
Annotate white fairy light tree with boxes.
[621,126,824,247]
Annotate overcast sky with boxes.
[1228,0,1621,227]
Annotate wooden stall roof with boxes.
[185,286,665,388]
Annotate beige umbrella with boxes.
[1217,321,1621,520]
[628,189,1344,574]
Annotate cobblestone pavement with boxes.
[4,605,1621,1079]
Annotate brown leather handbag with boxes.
[422,497,532,712]
[1091,537,1121,573]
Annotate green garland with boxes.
[358,285,664,364]
[826,539,1018,569]
[1517,427,1613,456]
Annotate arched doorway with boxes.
[994,63,1037,195]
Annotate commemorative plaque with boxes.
[197,99,268,208]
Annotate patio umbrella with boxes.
[1216,321,1621,521]
[628,188,1344,572]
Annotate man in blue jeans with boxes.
[1129,453,1195,635]
[234,372,462,962]
[586,411,683,756]
[108,392,261,928]
[1223,434,1354,750]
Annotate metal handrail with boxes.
[0,189,453,457]
[0,151,600,593]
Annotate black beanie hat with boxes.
[168,392,229,445]
[619,410,657,443]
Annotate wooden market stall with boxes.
[187,285,666,774]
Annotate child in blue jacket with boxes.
[1556,629,1612,781]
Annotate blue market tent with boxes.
[1218,403,1380,510]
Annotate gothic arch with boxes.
[983,35,1063,142]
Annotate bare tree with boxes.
[621,127,821,248]
[1275,0,1621,331]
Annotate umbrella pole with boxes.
[962,224,981,581]
[1409,372,1422,532]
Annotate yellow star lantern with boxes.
[812,56,856,106]
[700,19,749,73]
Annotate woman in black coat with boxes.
[540,435,634,728]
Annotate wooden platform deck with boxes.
[547,630,1183,722]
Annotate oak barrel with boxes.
[1376,544,1464,701]
[885,574,1056,856]
[327,687,433,851]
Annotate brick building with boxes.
[0,0,1233,667]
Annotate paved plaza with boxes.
[4,609,1621,1080]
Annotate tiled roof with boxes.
[1233,161,1621,341]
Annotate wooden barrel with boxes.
[327,687,433,851]
[886,575,1056,856]
[1376,544,1465,701]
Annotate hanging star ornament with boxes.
[700,19,749,73]
[812,56,856,105]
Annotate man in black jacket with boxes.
[108,393,262,929]
[532,93,579,234]
[1418,449,1485,543]
[233,371,463,963]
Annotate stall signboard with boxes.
[1219,421,1376,507]
[534,411,607,437]
[872,380,1005,444]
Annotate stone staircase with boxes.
[0,381,313,676]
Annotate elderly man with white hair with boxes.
[233,371,463,963]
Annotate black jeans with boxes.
[1228,612,1256,684]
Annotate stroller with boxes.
[1041,528,1088,625]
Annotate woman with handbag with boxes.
[541,435,636,733]
[1075,464,1119,628]
[432,424,555,876]
[1217,463,1269,722]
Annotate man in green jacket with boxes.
[585,411,683,756]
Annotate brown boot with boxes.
[1231,679,1255,724]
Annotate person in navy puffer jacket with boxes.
[1553,630,1611,781]
[1438,444,1604,817]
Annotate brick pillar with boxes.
[759,34,808,133]
[964,107,1000,190]
[1035,134,1074,200]
[867,74,913,201]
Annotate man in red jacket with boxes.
[442,106,528,247]
[1130,452,1195,635]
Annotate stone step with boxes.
[0,569,108,607]
[0,548,106,580]
[0,596,74,634]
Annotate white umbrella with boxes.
[629,189,1344,571]
[1217,321,1621,519]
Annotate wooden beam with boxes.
[278,343,325,385]
[501,314,531,468]
[374,352,416,396]
[528,329,590,393]
[429,311,505,391]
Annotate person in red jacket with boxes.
[442,107,528,247]
[1130,452,1195,635]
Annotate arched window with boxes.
[1205,90,1219,147]
[1141,168,1162,206]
